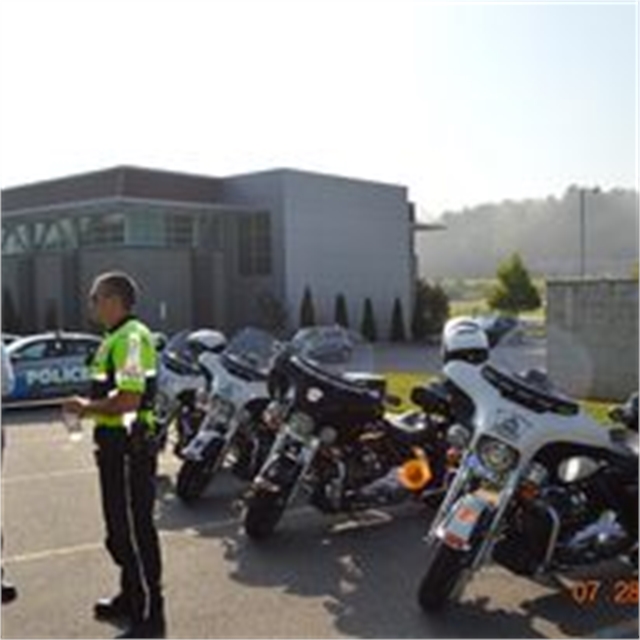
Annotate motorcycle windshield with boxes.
[290,325,363,367]
[222,327,282,377]
[282,327,387,413]
[160,329,202,374]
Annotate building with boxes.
[1,166,420,337]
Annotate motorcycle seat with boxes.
[482,365,579,416]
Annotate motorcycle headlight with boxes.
[287,412,315,440]
[477,436,519,474]
[263,400,286,430]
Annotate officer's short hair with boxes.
[93,272,139,310]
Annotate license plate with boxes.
[441,494,489,550]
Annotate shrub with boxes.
[390,297,406,342]
[411,280,449,340]
[334,293,349,328]
[360,297,378,342]
[487,252,541,314]
[299,286,316,327]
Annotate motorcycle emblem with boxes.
[493,410,531,442]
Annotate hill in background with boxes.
[416,186,638,279]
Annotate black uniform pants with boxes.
[94,427,163,623]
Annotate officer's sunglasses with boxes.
[89,291,112,305]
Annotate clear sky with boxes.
[0,0,637,217]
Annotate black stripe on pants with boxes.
[94,427,163,622]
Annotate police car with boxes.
[5,331,101,404]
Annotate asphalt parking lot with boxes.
[1,341,637,639]
[2,404,637,639]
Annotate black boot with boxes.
[2,580,17,604]
[94,593,132,622]
[115,616,166,639]
[116,595,165,639]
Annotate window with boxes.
[126,212,164,246]
[166,214,194,247]
[12,340,49,362]
[41,219,75,250]
[2,224,30,255]
[64,339,100,359]
[81,213,125,247]
[238,213,272,276]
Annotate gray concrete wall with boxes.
[281,170,413,338]
[546,278,639,400]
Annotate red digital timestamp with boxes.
[569,579,639,606]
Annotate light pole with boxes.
[578,187,600,278]
[579,188,586,278]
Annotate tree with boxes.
[389,297,406,342]
[360,297,378,342]
[334,293,349,328]
[299,286,316,327]
[487,252,541,314]
[411,280,449,341]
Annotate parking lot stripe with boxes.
[2,467,97,484]
[3,506,317,565]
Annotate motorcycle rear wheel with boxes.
[176,440,224,504]
[417,539,469,612]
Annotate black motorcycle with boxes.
[242,351,453,540]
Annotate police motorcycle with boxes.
[175,327,281,503]
[416,324,639,611]
[155,329,228,455]
[241,337,454,540]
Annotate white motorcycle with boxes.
[417,353,638,611]
[175,327,280,503]
[154,329,227,455]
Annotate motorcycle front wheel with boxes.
[176,440,225,504]
[417,539,470,612]
[243,488,290,540]
[233,428,275,482]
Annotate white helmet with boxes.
[186,329,227,355]
[442,317,489,364]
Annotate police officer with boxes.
[63,272,165,638]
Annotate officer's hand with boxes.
[62,396,91,417]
